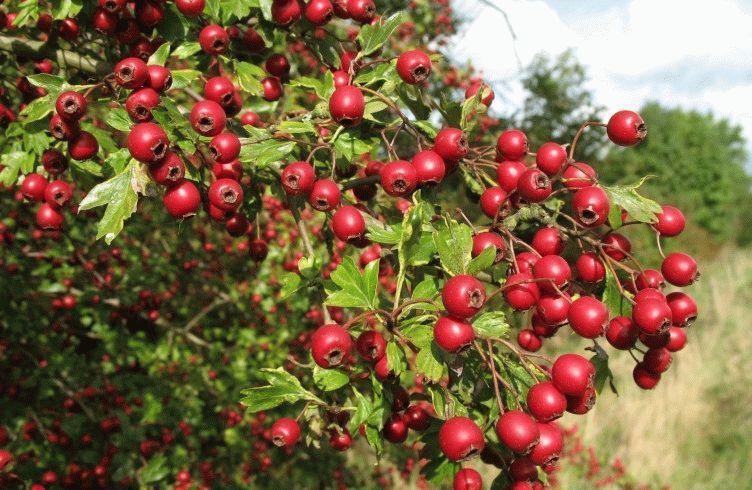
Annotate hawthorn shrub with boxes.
[0,0,699,488]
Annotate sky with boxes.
[448,0,752,164]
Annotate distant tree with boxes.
[599,102,751,243]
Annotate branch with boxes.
[0,35,110,76]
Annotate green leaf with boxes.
[332,130,373,162]
[0,152,34,187]
[313,366,350,392]
[235,61,265,95]
[472,311,509,339]
[603,177,663,224]
[278,120,317,135]
[305,35,341,68]
[602,266,633,317]
[324,258,379,309]
[105,108,133,132]
[239,139,296,167]
[589,343,618,395]
[26,74,64,93]
[52,0,83,20]
[401,322,433,348]
[147,42,171,66]
[414,120,438,139]
[172,42,202,59]
[433,219,473,275]
[427,385,446,418]
[239,368,324,413]
[412,278,438,300]
[396,83,431,120]
[365,214,402,244]
[467,246,497,275]
[20,94,53,123]
[385,341,407,376]
[280,272,303,299]
[297,256,322,279]
[289,75,333,99]
[12,0,40,27]
[460,85,489,132]
[355,12,405,56]
[416,341,447,383]
[423,456,459,486]
[170,69,202,89]
[140,454,169,483]
[438,93,462,127]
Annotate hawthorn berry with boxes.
[571,186,610,227]
[346,0,376,23]
[176,0,205,16]
[575,252,605,282]
[497,130,528,161]
[438,416,484,461]
[44,180,72,208]
[633,363,660,389]
[661,252,698,286]
[42,149,68,175]
[634,269,666,290]
[209,133,241,163]
[532,255,571,293]
[565,384,596,415]
[602,232,631,261]
[67,131,99,161]
[199,24,229,55]
[535,293,570,326]
[471,231,506,263]
[433,316,475,353]
[509,457,538,482]
[433,128,468,163]
[208,178,243,212]
[21,173,48,202]
[114,57,148,89]
[331,205,365,242]
[405,403,432,432]
[503,273,540,311]
[99,0,127,13]
[517,169,552,203]
[265,54,291,78]
[190,100,226,136]
[396,50,432,85]
[632,298,672,335]
[479,186,508,218]
[380,160,417,197]
[261,76,284,101]
[466,81,494,106]
[305,0,334,25]
[605,316,638,350]
[568,296,608,339]
[308,179,341,211]
[270,418,301,447]
[535,142,567,175]
[528,422,562,466]
[531,227,564,256]
[561,162,596,188]
[55,91,87,121]
[518,329,543,352]
[643,347,672,374]
[666,326,687,352]
[310,323,352,368]
[272,0,303,25]
[383,414,408,444]
[93,7,119,34]
[496,160,527,192]
[607,110,647,147]
[665,291,697,327]
[551,354,594,397]
[527,381,567,422]
[127,123,169,163]
[411,150,446,186]
[329,86,364,127]
[356,330,386,362]
[453,468,482,490]
[36,203,64,230]
[654,205,685,237]
[163,180,201,219]
[49,114,78,141]
[441,275,486,319]
[204,76,236,106]
[149,152,185,186]
[125,88,160,122]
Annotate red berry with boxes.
[346,0,375,23]
[67,131,99,161]
[136,0,165,28]
[632,298,672,335]
[665,292,697,327]
[575,252,605,282]
[433,128,468,163]
[479,186,508,218]
[209,132,241,163]
[396,50,432,85]
[405,403,432,432]
[453,468,482,490]
[383,413,408,443]
[433,316,474,353]
[634,269,665,290]
[605,316,638,350]
[308,179,341,211]
[531,227,564,256]
[517,169,552,203]
[42,149,68,175]
[272,0,302,25]
[601,232,631,261]
[204,76,236,106]
[411,150,445,186]
[36,203,64,230]
[99,0,127,13]
[176,0,205,16]
[305,0,334,25]
[329,430,352,451]
[471,231,506,263]
[55,91,87,121]
[59,18,80,41]
[125,88,160,122]
[261,76,283,101]
[311,323,352,368]
[496,410,539,454]
[163,180,201,219]
[654,205,685,237]
[21,173,48,202]
[634,288,666,303]
[199,24,229,55]
[528,422,562,466]
[607,110,646,147]
[465,81,494,106]
[532,255,571,293]
[666,326,687,352]
[565,384,596,414]
[643,347,672,374]
[509,457,538,482]
[190,100,226,136]
[380,160,417,197]
[356,330,386,362]
[331,205,365,242]
[149,151,185,186]
[661,252,698,286]
[279,161,314,196]
[92,7,119,34]
[265,54,290,78]
[438,416,484,461]
[212,160,243,181]
[571,186,609,227]
[503,273,540,311]
[114,57,148,89]
[329,86,364,127]
[49,114,79,141]
[127,123,169,163]
[441,275,486,319]
[568,296,607,339]
[561,162,596,188]
[535,142,567,175]
[332,70,350,87]
[518,329,542,352]
[270,418,301,447]
[527,382,567,422]
[535,293,570,326]
[551,354,594,397]
[496,160,526,192]
[208,178,243,212]
[633,363,660,389]
[497,130,528,161]
[44,180,72,208]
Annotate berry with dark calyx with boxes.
[249,239,269,261]
[99,0,127,13]
[575,252,605,282]
[42,149,68,175]
[607,110,647,147]
[496,410,539,454]
[209,133,241,163]
[332,0,349,18]
[496,160,526,192]
[514,255,539,276]
[434,128,468,163]
[67,131,99,161]
[36,203,64,230]
[127,123,169,163]
[270,418,301,447]
[568,296,608,339]
[635,269,666,290]
[329,85,364,127]
[212,160,243,181]
[453,468,482,490]
[497,130,528,161]
[346,0,375,23]
[265,54,290,78]
[261,76,284,101]
[136,0,165,28]
[633,363,661,389]
[517,168,552,203]
[528,422,562,466]
[601,232,631,261]
[199,24,229,55]
[55,91,87,121]
[535,142,567,175]
[44,180,72,208]
[331,205,365,242]
[125,88,160,122]
[93,8,119,34]
[383,414,408,444]
[665,292,697,327]
[272,0,302,25]
[532,227,564,256]
[396,49,432,85]
[479,186,508,218]
[308,179,340,211]
[503,273,540,311]
[208,178,243,212]
[532,255,571,293]
[281,162,315,196]
[411,150,445,186]
[441,275,486,319]
[114,57,148,89]
[565,384,596,415]
[517,329,542,352]
[149,152,185,186]
[527,381,567,422]
[666,326,687,352]
[551,354,594,397]
[661,252,699,286]
[311,323,352,368]
[606,316,638,350]
[643,347,672,374]
[471,231,506,263]
[203,76,236,106]
[654,205,685,237]
[163,180,201,219]
[380,160,417,197]
[438,416,485,461]
[562,162,597,188]
[572,186,610,227]
[21,173,48,202]
[632,298,672,335]
[305,0,334,25]
[356,330,386,362]
[329,430,352,451]
[190,100,226,136]
[49,114,78,141]
[176,0,205,16]
[535,293,570,326]
[433,316,474,353]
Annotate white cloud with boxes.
[449,0,752,160]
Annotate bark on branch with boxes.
[0,34,111,76]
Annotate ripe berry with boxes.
[527,381,567,422]
[163,180,201,218]
[535,142,567,175]
[634,269,665,291]
[441,275,486,319]
[633,363,660,389]
[572,186,609,227]
[21,173,48,202]
[204,76,236,106]
[601,232,631,261]
[607,110,646,147]
[517,169,552,203]
[568,296,608,339]
[634,288,666,303]
[453,468,482,490]
[640,330,670,349]
[643,347,672,374]
[496,160,526,191]
[190,100,226,136]
[311,323,352,368]
[332,70,350,87]
[517,329,542,352]
[632,298,672,335]
[380,160,417,197]
[561,162,596,188]
[479,186,508,218]
[654,205,685,237]
[535,293,570,326]
[265,54,290,78]
[55,91,87,121]
[125,88,160,122]
[329,430,352,451]
[666,326,687,352]
[411,150,445,186]
[575,252,605,282]
[44,180,72,208]
[346,0,375,23]
[606,316,638,350]
[433,316,474,353]
[127,123,169,163]
[279,161,314,196]
[503,273,540,311]
[471,231,506,263]
[149,152,185,186]
[272,0,302,25]
[114,57,148,89]
[497,130,528,161]
[99,0,127,13]
[49,114,78,141]
[465,81,494,106]
[356,330,386,362]
[36,203,64,230]
[59,18,80,41]
[329,86,364,127]
[67,131,99,160]
[240,111,263,127]
[136,0,165,28]
[261,76,284,101]
[551,354,594,397]
[665,292,697,327]
[212,160,243,181]
[305,0,333,25]
[207,132,240,163]
[208,178,243,212]
[383,414,408,444]
[93,8,119,34]
[42,149,68,175]
[532,255,571,293]
[199,24,229,55]
[528,422,562,466]
[496,410,539,454]
[396,50,432,85]
[433,128,468,164]
[176,0,205,16]
[565,384,596,415]
[226,213,249,236]
[270,418,301,447]
[249,239,269,261]
[438,417,485,461]
[308,179,340,211]
[332,205,365,242]
[661,252,698,286]
[404,403,432,432]
[509,457,538,482]
[531,227,564,256]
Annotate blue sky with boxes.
[449,0,752,166]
